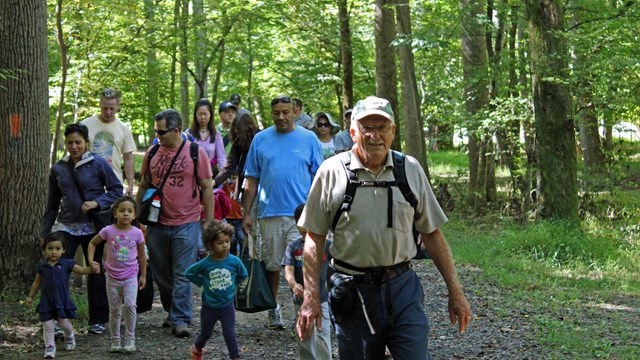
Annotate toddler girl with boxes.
[88,196,146,354]
[186,220,248,360]
[27,231,97,359]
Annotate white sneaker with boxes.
[65,334,76,351]
[268,304,284,330]
[43,345,56,359]
[123,337,136,354]
[108,339,121,353]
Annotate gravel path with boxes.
[1,261,543,359]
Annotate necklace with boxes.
[199,129,209,133]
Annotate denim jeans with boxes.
[147,221,199,327]
[227,219,245,258]
[333,269,430,360]
[62,232,109,325]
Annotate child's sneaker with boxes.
[189,344,203,360]
[43,345,56,359]
[123,337,136,354]
[108,339,121,353]
[64,334,76,351]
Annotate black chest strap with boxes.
[331,151,418,232]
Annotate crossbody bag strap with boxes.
[156,140,186,193]
[65,160,88,203]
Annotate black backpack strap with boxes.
[145,144,161,181]
[331,152,358,231]
[190,142,199,198]
[392,151,418,211]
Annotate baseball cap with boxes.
[351,96,394,123]
[229,93,241,105]
[218,101,237,113]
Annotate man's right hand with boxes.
[242,216,253,237]
[297,293,323,341]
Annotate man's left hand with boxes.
[448,291,471,333]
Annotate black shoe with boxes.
[88,323,106,335]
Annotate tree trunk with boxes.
[339,0,354,120]
[0,0,50,283]
[52,0,69,167]
[526,0,578,221]
[460,0,490,206]
[395,0,429,177]
[193,0,207,99]
[374,0,399,150]
[145,0,160,145]
[212,40,225,108]
[179,0,190,125]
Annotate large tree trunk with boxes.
[52,0,70,167]
[395,0,429,177]
[527,0,578,221]
[374,0,399,150]
[460,0,490,206]
[339,0,354,121]
[0,0,50,283]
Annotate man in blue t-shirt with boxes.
[242,95,324,330]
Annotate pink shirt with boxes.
[99,225,145,281]
[142,141,213,225]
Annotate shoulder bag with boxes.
[137,140,186,225]
[235,234,276,313]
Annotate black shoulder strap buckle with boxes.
[189,142,199,198]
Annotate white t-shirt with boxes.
[81,115,136,183]
[319,138,335,159]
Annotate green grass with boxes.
[444,212,640,359]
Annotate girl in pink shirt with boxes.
[88,197,146,354]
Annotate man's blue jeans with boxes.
[147,221,199,327]
[333,269,431,360]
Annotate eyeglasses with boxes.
[154,128,175,136]
[271,96,292,106]
[317,122,332,128]
[358,124,391,135]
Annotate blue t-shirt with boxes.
[185,254,248,309]
[244,126,324,218]
[282,237,332,305]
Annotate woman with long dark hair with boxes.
[185,98,227,173]
[40,123,123,335]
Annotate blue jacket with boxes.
[40,152,123,237]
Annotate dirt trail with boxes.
[1,261,543,359]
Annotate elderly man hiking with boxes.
[297,96,471,359]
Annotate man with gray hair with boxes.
[136,109,215,338]
[297,96,471,359]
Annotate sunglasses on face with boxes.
[317,122,332,128]
[271,96,292,106]
[154,128,175,136]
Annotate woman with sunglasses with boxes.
[312,112,340,159]
[40,123,123,336]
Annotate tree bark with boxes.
[179,0,190,125]
[145,0,160,145]
[395,0,429,177]
[52,0,69,167]
[526,0,578,221]
[460,0,490,206]
[0,0,50,282]
[374,0,399,150]
[339,0,354,121]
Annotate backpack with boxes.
[331,150,429,259]
[147,141,200,199]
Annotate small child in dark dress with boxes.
[27,231,98,359]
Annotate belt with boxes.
[334,259,412,284]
